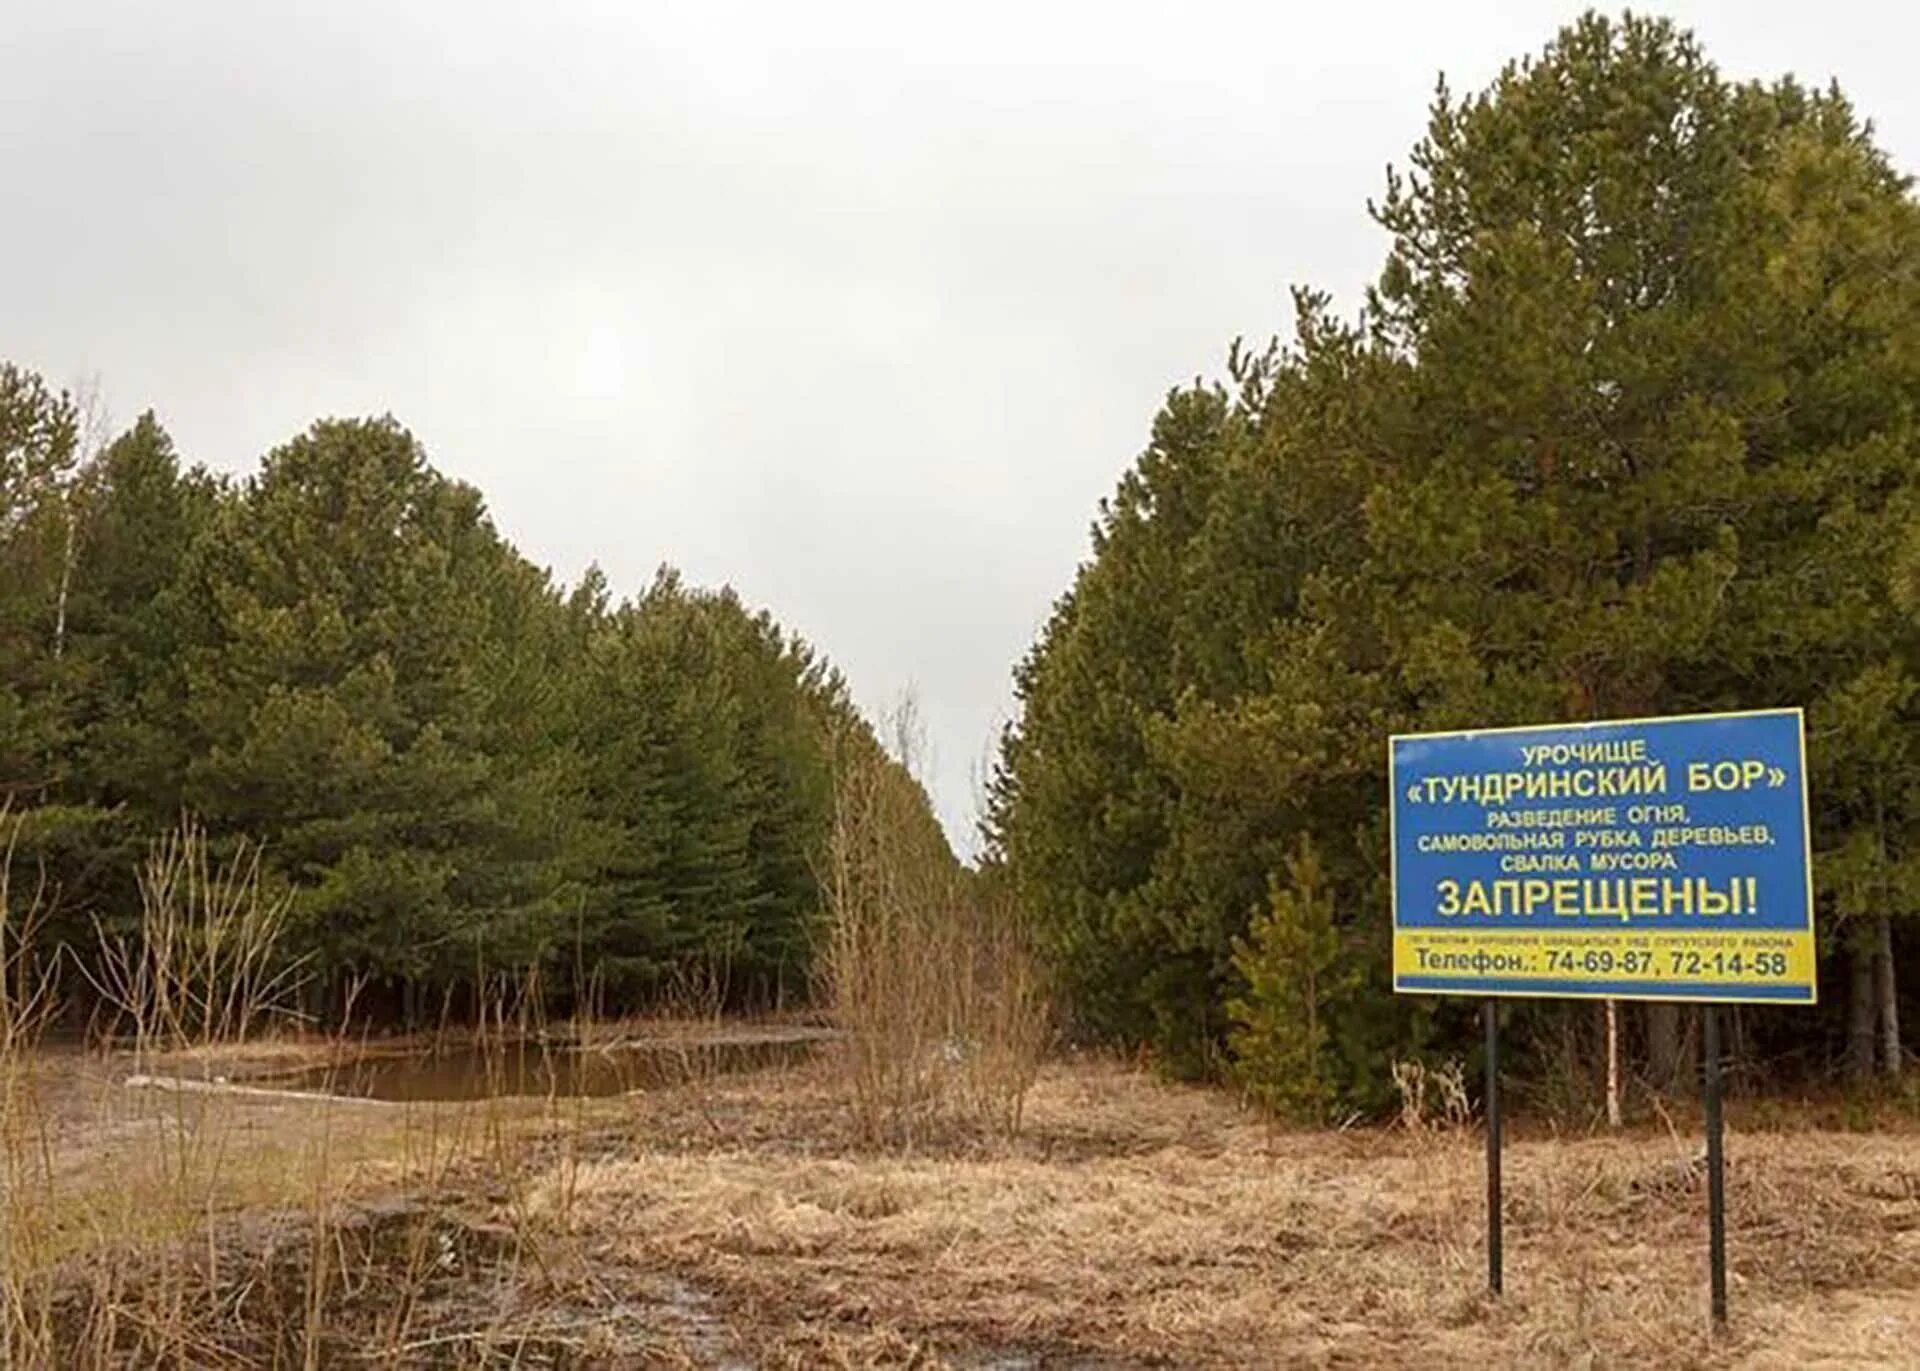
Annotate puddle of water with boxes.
[266,1038,814,1102]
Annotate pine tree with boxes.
[994,12,1920,1102]
[177,418,584,1010]
[1227,836,1351,1121]
[0,365,81,809]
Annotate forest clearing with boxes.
[8,8,1920,1365]
[4,1037,1918,1368]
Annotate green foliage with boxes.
[994,11,1920,1105]
[0,364,81,807]
[1227,837,1352,1122]
[569,571,851,1005]
[0,381,923,1021]
[172,418,576,995]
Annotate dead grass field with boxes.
[528,1056,1920,1368]
[11,1047,1920,1367]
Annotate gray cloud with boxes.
[7,1,1916,848]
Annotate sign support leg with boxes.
[1704,1005,1728,1326]
[1484,998,1502,1296]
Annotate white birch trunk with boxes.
[1605,997,1622,1127]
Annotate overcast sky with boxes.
[6,2,1917,850]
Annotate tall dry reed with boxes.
[88,821,306,1060]
[1,803,63,1362]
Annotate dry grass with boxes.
[526,1056,1920,1369]
[3,1038,1917,1366]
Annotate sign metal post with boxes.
[1704,1005,1728,1324]
[1484,998,1502,1296]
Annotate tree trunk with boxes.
[1647,1002,1681,1092]
[1876,915,1902,1080]
[1848,922,1878,1084]
[1605,998,1622,1126]
[52,496,76,660]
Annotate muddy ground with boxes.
[8,1044,1919,1368]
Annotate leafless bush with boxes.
[943,889,1050,1138]
[819,704,1049,1147]
[88,820,307,1058]
[658,943,736,1138]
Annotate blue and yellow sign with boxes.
[1391,710,1814,1003]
